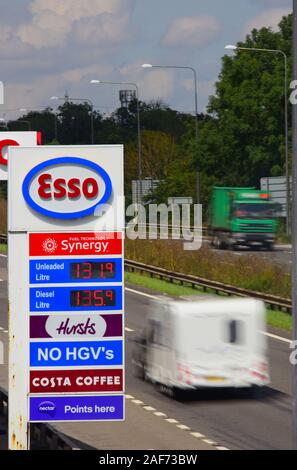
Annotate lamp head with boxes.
[225,45,237,50]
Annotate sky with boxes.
[0,0,293,119]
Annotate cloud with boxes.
[180,78,215,112]
[73,13,132,46]
[118,62,175,101]
[16,0,134,48]
[162,15,221,47]
[244,7,291,34]
[139,69,175,102]
[29,0,125,19]
[0,63,111,115]
[182,78,195,93]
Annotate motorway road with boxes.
[0,254,293,450]
[123,286,292,450]
[206,241,292,272]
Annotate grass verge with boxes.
[0,244,7,254]
[125,270,292,332]
[126,239,291,298]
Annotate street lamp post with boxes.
[51,96,95,144]
[225,44,290,236]
[90,80,142,204]
[142,63,199,203]
[0,118,8,130]
[292,0,297,450]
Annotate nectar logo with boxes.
[38,401,56,417]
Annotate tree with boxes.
[13,108,58,143]
[56,102,102,145]
[194,14,293,188]
[124,130,178,196]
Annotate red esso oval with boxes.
[0,139,20,165]
[38,174,99,200]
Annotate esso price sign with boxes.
[22,157,112,220]
[0,131,41,181]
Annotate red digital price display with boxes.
[70,289,116,307]
[70,262,116,280]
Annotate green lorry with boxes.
[209,187,278,250]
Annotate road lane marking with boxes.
[260,331,291,344]
[177,424,191,431]
[191,432,206,439]
[125,287,160,300]
[132,399,144,405]
[125,327,134,332]
[166,418,179,424]
[203,439,218,445]
[154,411,167,417]
[143,406,156,412]
[125,394,228,450]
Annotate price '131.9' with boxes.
[70,262,116,280]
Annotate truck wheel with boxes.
[158,384,174,398]
[172,387,187,401]
[213,235,223,250]
[132,359,145,380]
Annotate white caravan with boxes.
[133,297,269,392]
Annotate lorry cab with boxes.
[210,187,278,250]
[133,297,269,396]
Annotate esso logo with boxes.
[22,157,112,220]
[0,139,20,165]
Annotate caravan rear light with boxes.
[249,361,269,380]
[177,363,192,384]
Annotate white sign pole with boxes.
[8,233,30,449]
[5,132,40,449]
[8,145,124,450]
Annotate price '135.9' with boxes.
[70,289,116,307]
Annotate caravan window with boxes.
[147,320,164,346]
[224,319,245,345]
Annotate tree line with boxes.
[0,13,292,208]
